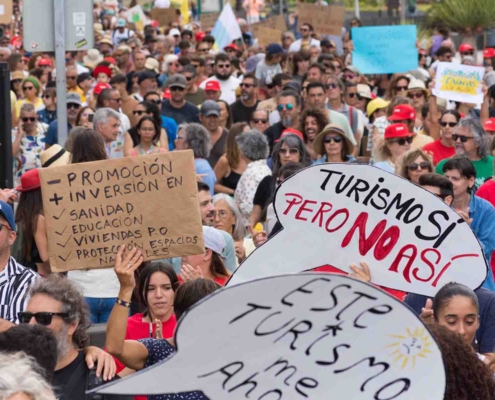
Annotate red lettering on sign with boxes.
[283,193,303,215]
[295,200,318,222]
[311,202,333,227]
[413,248,440,283]
[325,209,349,233]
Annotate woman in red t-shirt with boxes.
[180,226,231,286]
[422,106,459,165]
[114,262,179,376]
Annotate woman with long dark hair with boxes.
[13,169,50,275]
[124,101,169,156]
[129,116,166,156]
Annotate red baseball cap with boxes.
[205,80,221,92]
[275,128,304,142]
[38,58,52,67]
[224,43,238,52]
[384,123,413,140]
[163,88,171,99]
[16,168,41,192]
[484,118,495,132]
[104,56,117,64]
[195,31,206,42]
[387,104,416,121]
[418,48,427,55]
[93,82,112,95]
[484,48,495,59]
[459,43,474,53]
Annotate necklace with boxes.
[139,143,154,155]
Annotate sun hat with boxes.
[16,168,41,192]
[83,49,104,68]
[313,123,354,156]
[357,84,372,100]
[407,79,429,96]
[11,71,24,81]
[144,57,160,73]
[40,144,72,167]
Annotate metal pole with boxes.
[279,0,283,15]
[354,0,360,19]
[400,0,406,24]
[54,0,68,146]
[0,63,12,189]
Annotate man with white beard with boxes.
[22,275,131,400]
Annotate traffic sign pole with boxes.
[54,0,68,145]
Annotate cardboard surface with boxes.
[297,4,345,36]
[39,151,204,272]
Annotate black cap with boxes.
[138,70,158,85]
[77,72,92,85]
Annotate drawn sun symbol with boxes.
[385,327,433,369]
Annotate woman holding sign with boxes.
[313,123,356,165]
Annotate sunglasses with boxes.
[344,73,355,80]
[67,76,77,80]
[240,83,254,88]
[408,92,424,99]
[18,311,69,326]
[22,117,36,122]
[67,103,80,109]
[185,76,193,81]
[462,51,474,56]
[326,83,339,90]
[440,121,457,128]
[149,99,161,105]
[133,110,147,116]
[395,86,408,91]
[12,79,22,84]
[277,103,294,111]
[23,86,35,91]
[419,54,427,59]
[42,95,51,99]
[217,64,231,69]
[452,134,474,143]
[300,28,309,32]
[407,161,431,171]
[278,148,299,156]
[170,86,185,92]
[252,118,268,124]
[390,137,413,146]
[198,48,209,53]
[324,136,343,144]
[346,93,363,100]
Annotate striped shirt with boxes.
[0,257,39,323]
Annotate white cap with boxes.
[203,226,226,257]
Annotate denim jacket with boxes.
[313,154,357,165]
[470,194,495,291]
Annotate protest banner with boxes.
[352,25,417,74]
[39,151,204,272]
[432,62,485,104]
[94,273,446,398]
[126,5,148,32]
[228,164,488,297]
[150,7,178,27]
[0,0,12,25]
[251,14,287,38]
[297,3,344,36]
[200,12,220,31]
[257,26,282,47]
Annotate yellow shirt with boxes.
[68,86,87,104]
[16,97,44,118]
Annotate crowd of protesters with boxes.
[3,0,495,398]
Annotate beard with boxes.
[241,92,252,101]
[215,71,231,80]
[281,117,293,127]
[202,211,215,226]
[56,323,72,361]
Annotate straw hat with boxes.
[83,49,104,68]
[407,79,429,97]
[144,57,160,73]
[313,124,355,156]
[40,145,71,168]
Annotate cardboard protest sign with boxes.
[94,273,446,398]
[251,14,287,37]
[150,7,178,27]
[297,3,344,36]
[432,62,485,104]
[352,25,417,74]
[39,151,204,272]
[0,0,13,25]
[199,12,220,31]
[228,164,488,297]
[257,26,282,47]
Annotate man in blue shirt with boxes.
[37,87,57,125]
[45,92,82,148]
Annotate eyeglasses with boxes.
[67,76,77,80]
[326,83,339,90]
[0,223,12,231]
[324,136,343,144]
[170,86,185,92]
[407,161,431,171]
[252,118,268,124]
[21,117,36,122]
[217,64,231,69]
[12,79,22,84]
[277,103,294,111]
[390,137,413,146]
[439,121,457,128]
[67,103,80,109]
[23,86,35,91]
[82,113,93,118]
[212,210,231,219]
[452,134,474,143]
[240,83,254,88]
[18,311,69,326]
[110,97,122,102]
[139,127,155,132]
[300,28,309,32]
[133,110,147,116]
[278,148,299,156]
[407,92,424,99]
[395,86,408,91]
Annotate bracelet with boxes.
[116,298,131,308]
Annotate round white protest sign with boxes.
[228,164,488,297]
[95,273,446,399]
